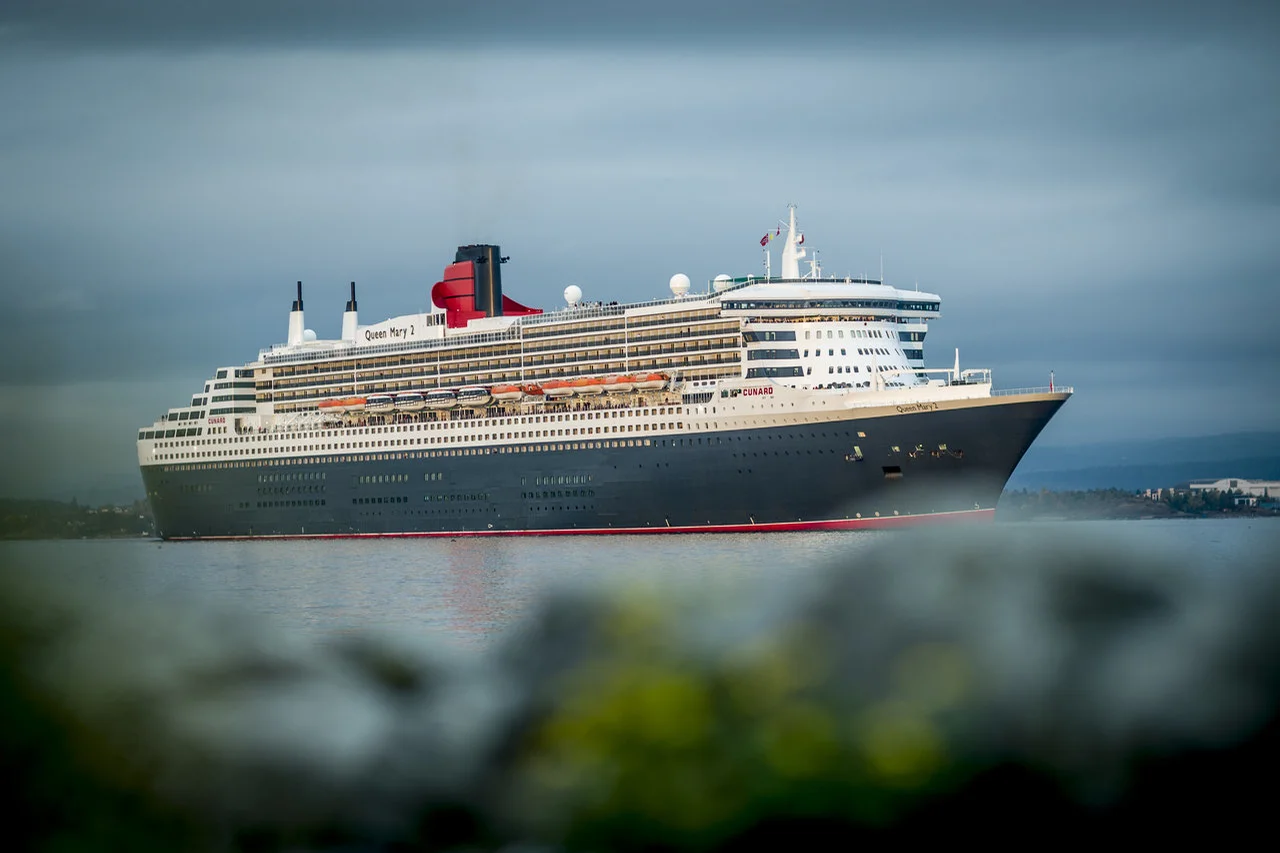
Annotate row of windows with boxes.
[270,328,736,388]
[147,406,690,452]
[742,330,797,342]
[257,472,326,482]
[523,489,594,499]
[259,499,326,508]
[142,427,205,439]
[151,421,688,460]
[803,347,899,359]
[209,406,256,415]
[746,349,800,361]
[258,485,325,495]
[213,380,256,390]
[271,364,741,411]
[531,474,593,485]
[521,308,720,339]
[159,438,663,472]
[746,367,805,378]
[424,493,490,502]
[805,328,890,341]
[522,322,739,355]
[726,299,937,311]
[271,353,743,401]
[162,428,961,481]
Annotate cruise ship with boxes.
[137,207,1071,539]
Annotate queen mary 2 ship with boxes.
[137,207,1071,539]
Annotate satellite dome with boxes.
[563,284,582,305]
[669,273,691,297]
[713,274,732,292]
[302,328,317,342]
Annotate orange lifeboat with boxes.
[521,383,545,397]
[344,396,368,412]
[572,376,606,395]
[604,374,636,393]
[542,379,575,398]
[491,384,524,403]
[634,372,668,391]
[318,398,348,413]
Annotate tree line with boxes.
[0,499,155,540]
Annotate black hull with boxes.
[142,395,1066,539]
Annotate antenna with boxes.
[880,253,884,285]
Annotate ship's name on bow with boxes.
[896,402,939,413]
[742,387,774,397]
[364,324,414,342]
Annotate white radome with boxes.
[669,273,691,297]
[713,274,732,292]
[303,329,317,342]
[563,284,582,305]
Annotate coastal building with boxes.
[1188,478,1280,500]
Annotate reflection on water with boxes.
[3,520,1275,648]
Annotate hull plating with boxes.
[143,395,1064,540]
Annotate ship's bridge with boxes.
[717,279,940,317]
[720,279,941,386]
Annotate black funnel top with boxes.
[291,281,303,311]
[455,244,504,317]
[345,281,357,312]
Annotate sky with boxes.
[1,1,1278,502]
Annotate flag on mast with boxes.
[760,234,769,246]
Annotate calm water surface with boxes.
[4,519,1276,649]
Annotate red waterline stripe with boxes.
[169,508,995,541]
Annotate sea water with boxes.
[3,518,1275,650]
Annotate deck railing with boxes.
[992,385,1073,396]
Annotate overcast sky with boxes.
[2,1,1277,501]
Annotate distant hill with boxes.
[1008,431,1280,491]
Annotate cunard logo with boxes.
[742,387,774,397]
